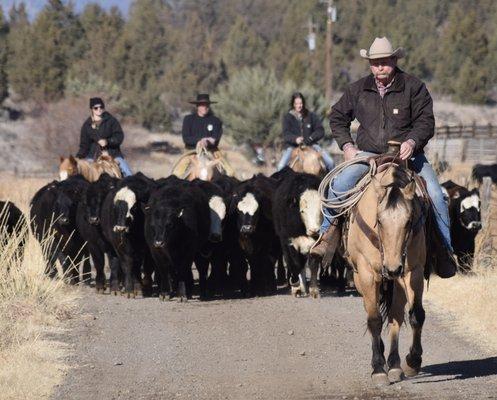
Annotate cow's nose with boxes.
[113,225,127,233]
[209,233,222,243]
[240,225,254,234]
[153,240,165,248]
[89,216,100,225]
[59,216,69,225]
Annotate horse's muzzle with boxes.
[382,265,404,279]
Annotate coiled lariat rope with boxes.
[318,156,378,219]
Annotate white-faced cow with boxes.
[272,168,322,297]
[441,180,482,269]
[229,174,280,296]
[101,172,156,297]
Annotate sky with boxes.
[1,0,133,19]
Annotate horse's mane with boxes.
[381,165,413,210]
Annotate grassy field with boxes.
[0,176,78,400]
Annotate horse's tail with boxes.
[379,279,394,326]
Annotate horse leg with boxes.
[356,262,389,385]
[402,270,425,377]
[387,281,407,382]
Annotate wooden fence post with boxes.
[480,177,492,228]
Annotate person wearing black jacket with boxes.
[277,92,334,171]
[76,97,132,177]
[310,37,455,278]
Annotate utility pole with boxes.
[321,0,337,103]
[306,18,318,73]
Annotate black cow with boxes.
[144,182,210,301]
[0,200,28,259]
[230,174,279,296]
[441,180,482,270]
[30,176,91,283]
[472,163,497,185]
[101,172,156,297]
[272,168,322,297]
[76,173,119,293]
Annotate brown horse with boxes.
[172,143,233,181]
[289,145,325,176]
[344,163,426,385]
[59,155,122,182]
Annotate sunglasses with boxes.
[92,106,104,110]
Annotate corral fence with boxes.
[425,124,497,164]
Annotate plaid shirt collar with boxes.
[375,76,395,98]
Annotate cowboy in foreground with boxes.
[76,97,132,177]
[310,37,456,276]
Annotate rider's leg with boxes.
[312,157,372,260]
[320,155,374,234]
[114,156,133,177]
[410,153,453,251]
[277,147,294,171]
[311,144,335,171]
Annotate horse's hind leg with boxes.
[387,281,407,382]
[403,270,425,377]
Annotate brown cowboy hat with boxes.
[360,37,405,60]
[188,93,217,105]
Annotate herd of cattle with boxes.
[0,162,495,300]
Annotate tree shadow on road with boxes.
[413,357,497,383]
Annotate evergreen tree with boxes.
[0,7,9,103]
[6,3,33,99]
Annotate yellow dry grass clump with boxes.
[0,176,78,399]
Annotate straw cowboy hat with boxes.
[360,37,405,59]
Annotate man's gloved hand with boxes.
[400,139,416,160]
[295,136,304,145]
[98,139,107,147]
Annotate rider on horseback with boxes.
[76,97,132,177]
[174,94,234,177]
[277,92,335,171]
[310,37,456,277]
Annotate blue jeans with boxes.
[320,152,452,251]
[277,145,335,171]
[86,156,132,177]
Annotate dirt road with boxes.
[52,288,497,400]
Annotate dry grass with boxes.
[0,176,79,399]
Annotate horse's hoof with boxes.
[388,368,404,383]
[402,363,420,377]
[309,287,320,299]
[371,372,390,386]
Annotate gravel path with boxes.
[52,287,497,400]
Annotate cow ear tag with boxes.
[178,209,184,218]
[393,108,399,114]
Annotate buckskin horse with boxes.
[288,145,325,177]
[343,160,426,385]
[59,154,122,182]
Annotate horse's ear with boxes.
[402,181,416,200]
[69,155,76,163]
[372,177,387,202]
[59,156,65,163]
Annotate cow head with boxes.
[233,190,260,236]
[299,189,322,238]
[208,195,226,242]
[84,175,117,226]
[54,190,73,226]
[53,180,86,227]
[146,203,184,248]
[458,189,482,232]
[113,187,137,233]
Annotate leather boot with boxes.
[310,222,341,266]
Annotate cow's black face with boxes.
[54,191,73,226]
[149,206,184,248]
[234,191,260,236]
[459,191,482,232]
[84,187,104,225]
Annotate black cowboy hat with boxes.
[188,93,217,105]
